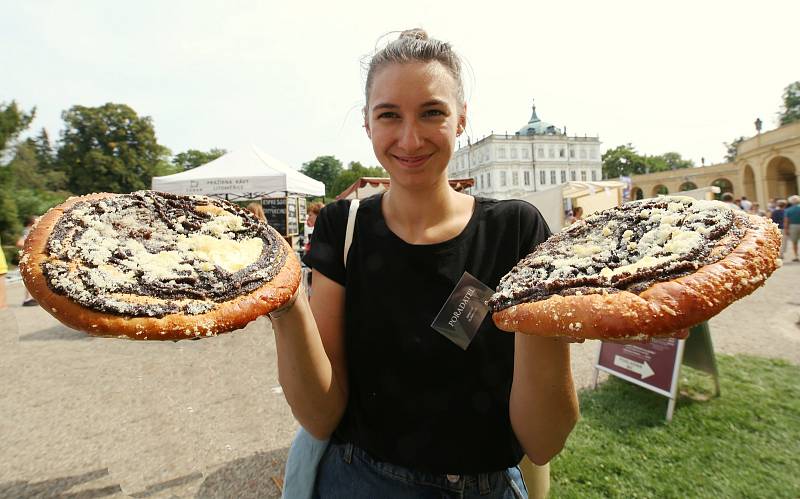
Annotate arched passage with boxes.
[742,165,757,201]
[631,186,644,200]
[679,181,697,191]
[711,178,734,200]
[765,156,798,200]
[652,184,669,196]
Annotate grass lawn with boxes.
[549,355,800,498]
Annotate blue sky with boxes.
[2,0,798,169]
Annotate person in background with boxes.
[751,202,766,217]
[739,196,753,212]
[771,199,787,259]
[17,216,37,306]
[721,192,741,210]
[246,202,267,223]
[304,201,324,255]
[567,206,583,225]
[784,195,800,262]
[0,236,8,309]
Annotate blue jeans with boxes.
[313,440,528,498]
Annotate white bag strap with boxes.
[343,199,359,268]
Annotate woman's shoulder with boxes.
[475,196,543,222]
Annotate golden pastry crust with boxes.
[20,192,300,340]
[492,212,781,340]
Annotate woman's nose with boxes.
[397,121,424,151]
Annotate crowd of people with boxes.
[721,192,800,261]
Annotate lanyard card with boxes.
[431,271,494,350]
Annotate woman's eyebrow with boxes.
[421,99,448,108]
[371,103,398,112]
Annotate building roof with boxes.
[517,100,562,136]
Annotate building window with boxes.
[537,147,544,158]
[498,148,506,159]
[569,148,575,158]
[540,170,546,185]
[510,148,517,159]
[477,174,482,189]
[500,171,507,186]
[581,170,587,181]
[591,170,597,181]
[561,170,567,183]
[524,171,530,185]
[559,148,565,158]
[522,148,529,159]
[486,172,492,187]
[548,148,555,158]
[571,171,576,181]
[550,170,556,184]
[512,171,519,186]
[580,148,587,159]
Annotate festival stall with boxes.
[521,180,626,231]
[152,145,325,243]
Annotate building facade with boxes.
[626,121,800,209]
[448,102,602,200]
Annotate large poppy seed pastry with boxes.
[489,197,781,340]
[20,191,300,340]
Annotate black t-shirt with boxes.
[303,194,551,474]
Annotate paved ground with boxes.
[1,262,798,498]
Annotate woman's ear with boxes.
[363,106,372,139]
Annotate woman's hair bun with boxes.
[398,28,428,41]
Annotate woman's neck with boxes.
[382,180,474,245]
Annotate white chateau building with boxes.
[448,101,602,200]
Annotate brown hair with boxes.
[364,29,465,107]
[307,201,324,216]
[246,202,266,222]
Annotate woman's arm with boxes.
[270,270,348,440]
[509,335,579,465]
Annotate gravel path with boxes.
[1,262,797,498]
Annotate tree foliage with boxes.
[601,144,648,178]
[57,103,171,194]
[723,136,745,163]
[603,145,693,179]
[301,155,343,198]
[172,148,227,171]
[0,101,35,157]
[778,81,800,126]
[330,161,387,198]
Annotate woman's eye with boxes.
[423,109,446,117]
[377,112,399,119]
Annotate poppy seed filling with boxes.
[489,197,749,311]
[41,191,286,318]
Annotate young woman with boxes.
[270,30,579,498]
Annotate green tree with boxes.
[301,155,343,198]
[57,103,171,194]
[330,161,387,198]
[172,148,227,171]
[601,144,647,179]
[778,81,800,126]
[723,136,745,163]
[660,151,694,170]
[0,101,35,156]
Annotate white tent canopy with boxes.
[151,145,325,200]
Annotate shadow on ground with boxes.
[0,447,290,498]
[17,325,94,342]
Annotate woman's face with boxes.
[365,61,465,191]
[306,212,317,227]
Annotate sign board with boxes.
[594,322,719,421]
[298,197,307,222]
[262,198,299,237]
[286,196,299,236]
